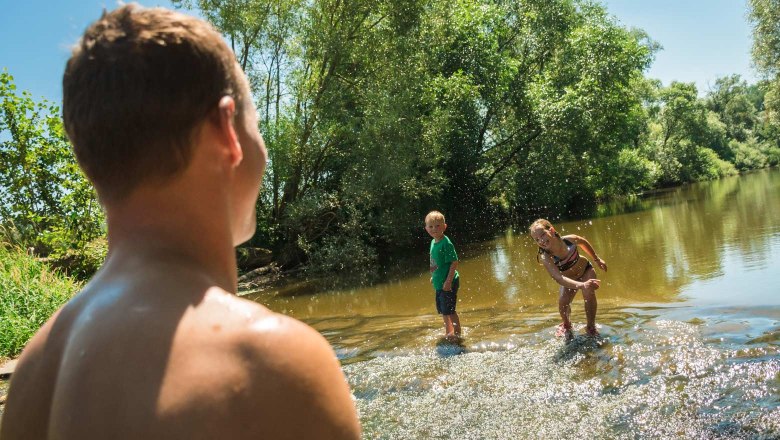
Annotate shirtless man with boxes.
[0,5,360,439]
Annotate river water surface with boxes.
[249,169,780,439]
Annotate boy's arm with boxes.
[443,260,458,291]
[567,235,607,272]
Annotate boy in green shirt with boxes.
[425,211,461,338]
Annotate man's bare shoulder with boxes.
[181,289,362,439]
[2,280,360,440]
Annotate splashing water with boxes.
[346,316,779,439]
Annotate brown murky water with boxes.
[249,169,780,438]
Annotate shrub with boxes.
[615,147,658,194]
[695,146,727,180]
[0,245,80,358]
[1,71,104,259]
[758,142,780,166]
[305,233,379,289]
[47,237,108,281]
[731,138,768,170]
[714,156,739,177]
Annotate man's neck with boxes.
[104,184,238,292]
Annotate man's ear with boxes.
[217,96,242,167]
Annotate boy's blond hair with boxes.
[425,211,446,224]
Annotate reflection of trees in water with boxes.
[260,170,779,325]
[578,169,779,302]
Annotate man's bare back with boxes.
[3,252,358,439]
[0,5,360,439]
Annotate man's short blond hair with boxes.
[425,211,446,224]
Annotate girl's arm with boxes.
[539,253,598,290]
[566,235,607,272]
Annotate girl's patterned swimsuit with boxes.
[551,238,592,280]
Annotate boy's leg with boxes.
[450,312,461,336]
[448,278,460,336]
[436,289,448,335]
[442,315,455,336]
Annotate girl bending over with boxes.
[529,219,608,339]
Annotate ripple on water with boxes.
[344,320,780,439]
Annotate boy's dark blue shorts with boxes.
[435,277,460,315]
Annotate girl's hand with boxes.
[582,278,601,290]
[596,257,607,272]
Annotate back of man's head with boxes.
[63,4,245,202]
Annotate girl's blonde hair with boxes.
[529,218,559,262]
[529,218,553,233]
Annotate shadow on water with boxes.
[435,336,467,358]
[554,333,610,363]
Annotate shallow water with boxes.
[252,169,780,438]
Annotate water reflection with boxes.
[252,169,780,438]
[255,170,779,323]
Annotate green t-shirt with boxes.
[430,235,459,290]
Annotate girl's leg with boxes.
[558,286,577,329]
[580,267,598,334]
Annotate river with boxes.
[249,169,780,439]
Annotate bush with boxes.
[0,245,80,358]
[513,144,587,218]
[305,233,379,289]
[615,147,658,194]
[47,237,108,281]
[652,140,684,185]
[714,156,739,177]
[1,71,104,259]
[695,146,727,180]
[758,142,780,166]
[731,138,768,170]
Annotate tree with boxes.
[705,75,756,142]
[0,70,104,273]
[749,0,780,122]
[175,0,758,281]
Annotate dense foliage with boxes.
[749,0,780,124]
[175,0,780,281]
[0,245,81,358]
[1,0,779,286]
[0,70,106,279]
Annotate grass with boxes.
[0,245,81,359]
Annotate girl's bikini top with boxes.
[549,239,590,280]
